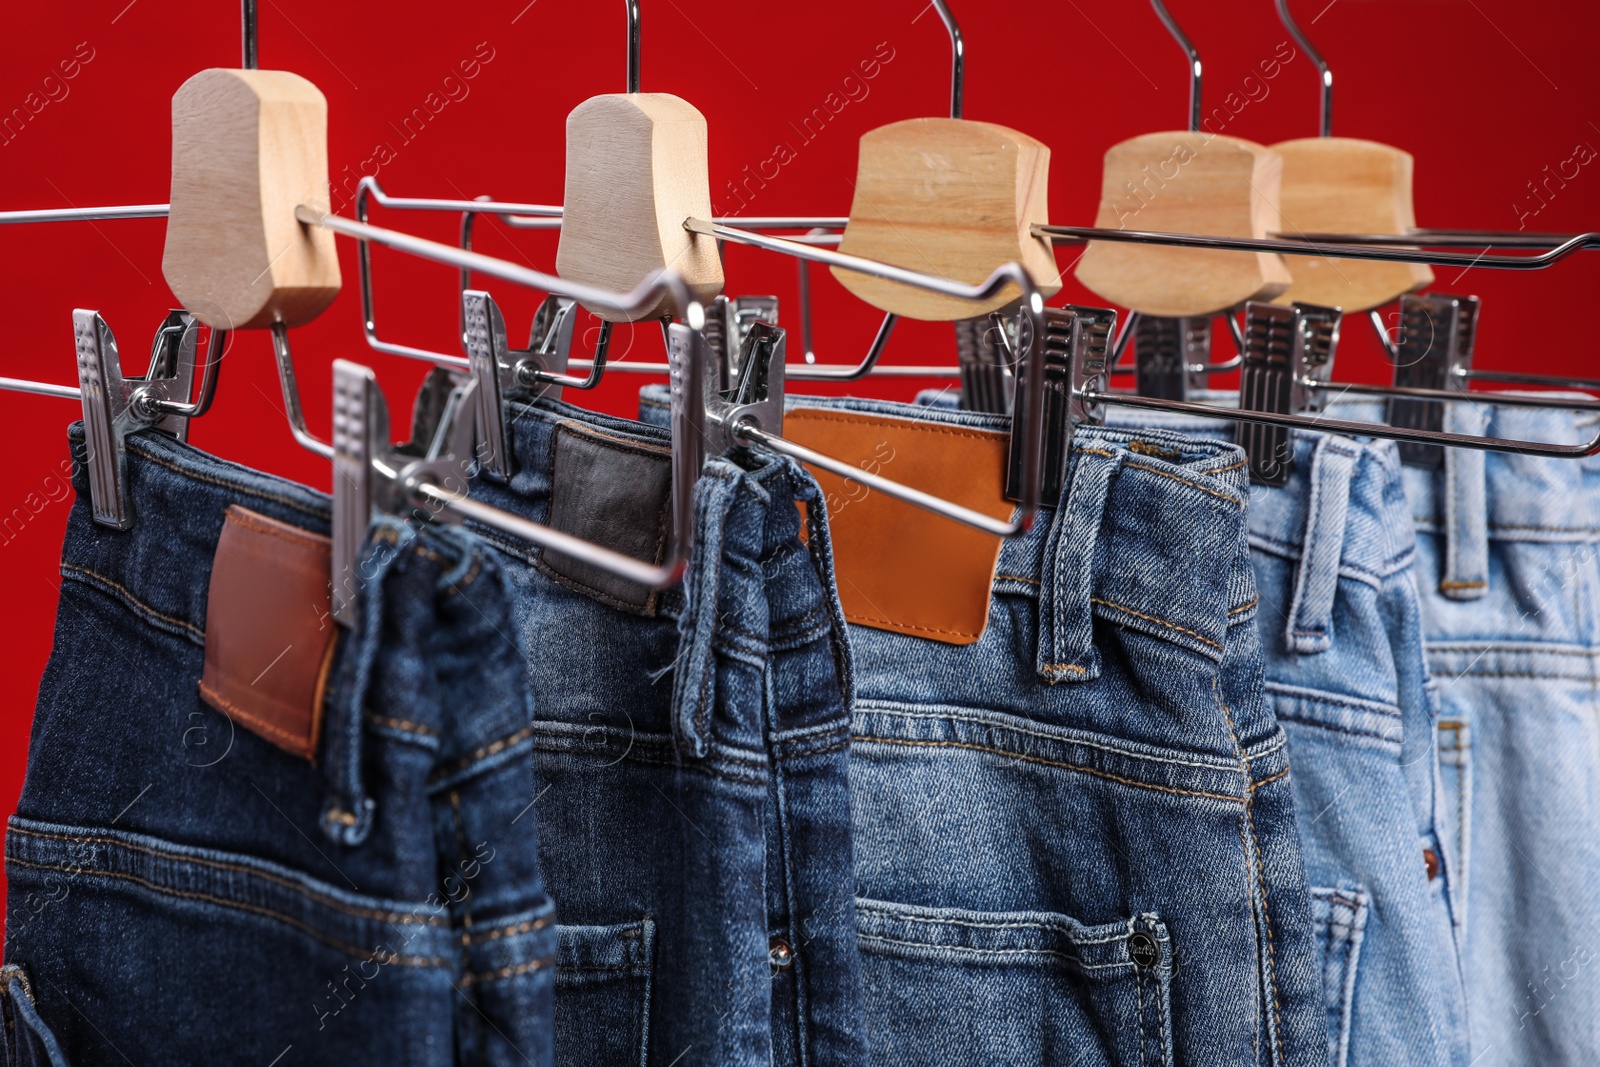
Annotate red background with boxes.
[1,0,1597,910]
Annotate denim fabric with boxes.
[641,386,1327,1067]
[461,397,864,1067]
[4,429,555,1066]
[1324,397,1600,1067]
[1079,394,1471,1067]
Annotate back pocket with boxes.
[554,919,655,1067]
[1309,885,1369,1067]
[855,898,1172,1067]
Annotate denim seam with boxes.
[467,914,553,944]
[458,955,556,985]
[852,735,1249,804]
[6,825,443,926]
[1228,598,1261,616]
[126,441,329,521]
[366,713,438,738]
[555,747,769,786]
[529,728,769,771]
[59,563,205,643]
[1215,687,1286,1067]
[861,912,1128,941]
[1263,684,1402,720]
[855,932,1131,969]
[856,704,1243,773]
[430,723,537,780]
[1090,597,1222,652]
[1426,643,1600,656]
[1121,462,1243,508]
[5,856,448,966]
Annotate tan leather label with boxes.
[786,408,1014,645]
[199,505,338,760]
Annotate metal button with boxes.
[768,938,794,969]
[1128,931,1160,968]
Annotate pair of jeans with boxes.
[642,386,1328,1067]
[1328,397,1600,1066]
[1090,396,1472,1067]
[5,429,555,1065]
[460,398,865,1067]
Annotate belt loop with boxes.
[1284,436,1358,654]
[318,518,414,846]
[789,461,855,711]
[672,465,740,760]
[1441,405,1490,601]
[1036,448,1121,683]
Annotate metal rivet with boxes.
[1128,931,1160,968]
[1423,847,1441,881]
[768,938,794,969]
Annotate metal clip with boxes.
[1238,301,1343,485]
[1133,315,1216,399]
[1002,305,1116,504]
[703,318,786,452]
[705,295,780,390]
[330,360,478,628]
[73,309,204,530]
[1388,293,1480,468]
[955,309,1018,415]
[463,290,584,480]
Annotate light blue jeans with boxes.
[1328,397,1600,1067]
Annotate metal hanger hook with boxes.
[1150,0,1202,133]
[1275,0,1332,136]
[930,0,964,119]
[626,0,641,92]
[242,0,258,69]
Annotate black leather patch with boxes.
[537,421,672,614]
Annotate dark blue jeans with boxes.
[5,429,555,1066]
[642,388,1328,1067]
[462,399,865,1067]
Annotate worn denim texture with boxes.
[642,386,1327,1067]
[1081,394,1472,1067]
[462,397,864,1067]
[4,428,555,1066]
[1323,397,1600,1067]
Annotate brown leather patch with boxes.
[198,505,338,760]
[785,408,1014,645]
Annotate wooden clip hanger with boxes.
[554,0,723,322]
[1075,0,1291,319]
[830,0,1059,321]
[1268,0,1432,313]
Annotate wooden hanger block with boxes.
[1075,132,1291,318]
[163,69,341,331]
[831,118,1059,321]
[1271,137,1433,312]
[556,94,724,322]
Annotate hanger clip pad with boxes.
[1003,305,1114,505]
[1238,301,1343,486]
[1134,314,1214,400]
[1389,293,1479,469]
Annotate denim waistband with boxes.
[1081,389,1600,601]
[471,396,850,762]
[57,426,334,645]
[645,386,1262,720]
[54,426,519,844]
[1080,392,1420,654]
